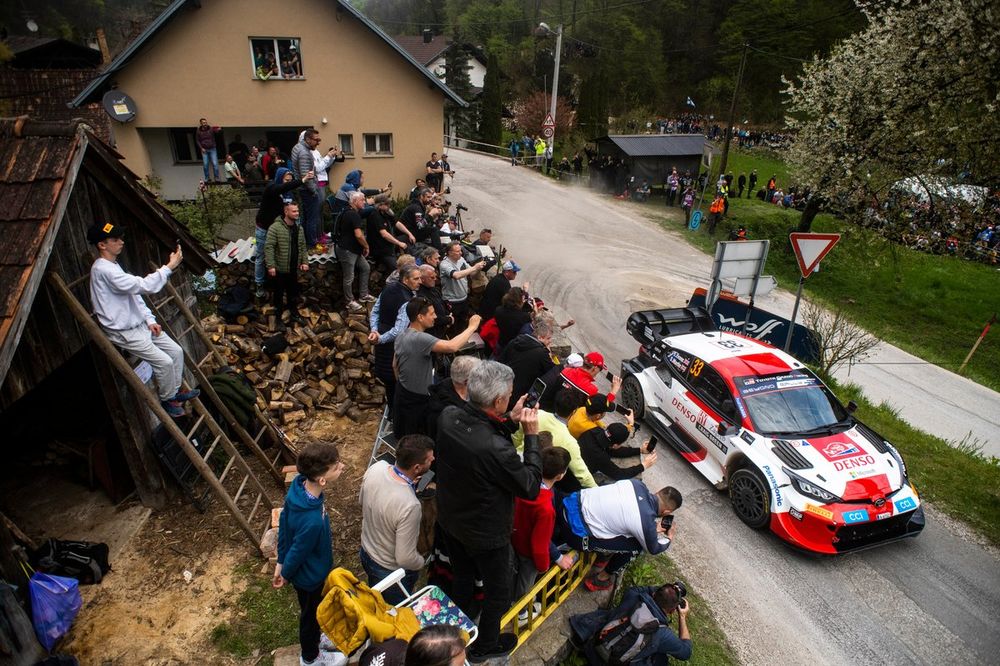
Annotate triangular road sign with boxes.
[542,113,555,128]
[789,232,841,278]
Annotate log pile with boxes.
[200,262,384,425]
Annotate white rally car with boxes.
[618,307,925,554]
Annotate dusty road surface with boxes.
[450,150,1000,665]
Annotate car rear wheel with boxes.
[729,466,771,530]
[619,374,645,420]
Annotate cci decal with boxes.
[805,503,834,520]
[818,441,862,461]
[842,509,869,525]
[894,497,916,513]
[762,465,782,507]
[696,422,728,454]
[833,455,876,472]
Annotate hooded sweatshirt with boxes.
[255,167,303,229]
[276,474,333,591]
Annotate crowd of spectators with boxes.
[265,133,689,665]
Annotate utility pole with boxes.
[547,24,564,154]
[718,43,748,179]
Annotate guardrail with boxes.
[499,550,597,651]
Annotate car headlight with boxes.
[783,468,842,504]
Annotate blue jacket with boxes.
[570,586,692,665]
[277,474,333,591]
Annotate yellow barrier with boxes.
[499,551,597,651]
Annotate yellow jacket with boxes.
[317,568,421,655]
[567,406,605,440]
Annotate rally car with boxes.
[618,307,925,554]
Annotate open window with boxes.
[250,37,303,79]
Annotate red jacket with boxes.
[560,367,616,403]
[512,486,556,573]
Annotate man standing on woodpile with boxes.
[265,202,310,330]
[87,222,199,418]
[368,265,422,412]
[392,297,480,437]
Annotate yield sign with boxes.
[789,232,841,278]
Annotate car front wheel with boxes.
[729,466,771,529]
[619,374,645,420]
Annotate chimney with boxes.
[422,29,432,44]
[95,27,111,65]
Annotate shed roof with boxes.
[71,0,467,108]
[598,134,707,157]
[0,116,212,387]
[4,35,103,68]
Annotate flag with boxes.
[686,96,696,108]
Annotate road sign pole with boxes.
[784,275,805,352]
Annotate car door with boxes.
[686,364,740,461]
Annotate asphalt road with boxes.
[450,150,1000,664]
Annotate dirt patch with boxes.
[61,411,378,664]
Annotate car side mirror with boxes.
[846,400,858,414]
[717,422,738,437]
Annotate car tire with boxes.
[619,374,645,420]
[729,466,771,530]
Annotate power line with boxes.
[367,0,656,29]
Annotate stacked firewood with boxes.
[200,262,384,425]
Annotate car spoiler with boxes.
[626,307,716,345]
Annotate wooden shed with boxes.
[0,116,213,510]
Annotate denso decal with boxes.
[842,509,869,525]
[894,497,916,513]
[696,423,728,454]
[833,455,876,472]
[671,397,707,427]
[762,465,782,507]
[805,504,834,520]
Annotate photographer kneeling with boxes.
[569,581,692,665]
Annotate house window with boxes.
[169,128,200,163]
[363,133,393,156]
[338,134,354,156]
[250,37,303,79]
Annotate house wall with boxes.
[427,55,486,90]
[108,0,449,200]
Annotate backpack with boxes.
[30,539,111,585]
[217,285,256,323]
[593,599,664,665]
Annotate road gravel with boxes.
[451,150,1000,664]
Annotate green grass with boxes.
[643,150,1000,394]
[210,561,299,661]
[561,555,738,666]
[720,149,792,191]
[833,380,1000,544]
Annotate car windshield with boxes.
[733,370,848,436]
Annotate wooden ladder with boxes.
[48,271,281,554]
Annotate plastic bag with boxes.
[29,572,82,652]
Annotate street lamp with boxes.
[537,22,563,157]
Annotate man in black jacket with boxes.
[368,265,421,411]
[416,264,452,338]
[426,355,479,438]
[579,422,656,485]
[499,317,554,410]
[400,187,440,249]
[436,361,542,663]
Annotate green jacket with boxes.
[265,218,308,274]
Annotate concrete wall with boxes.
[108,0,449,199]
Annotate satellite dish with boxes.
[102,90,137,123]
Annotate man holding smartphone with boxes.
[578,423,657,485]
[560,351,621,401]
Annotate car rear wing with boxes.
[626,307,716,345]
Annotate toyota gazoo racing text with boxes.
[618,307,925,554]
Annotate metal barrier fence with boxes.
[499,550,597,651]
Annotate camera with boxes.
[671,581,688,610]
[456,203,468,212]
[481,257,498,271]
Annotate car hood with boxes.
[776,427,904,500]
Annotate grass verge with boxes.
[561,554,738,666]
[210,560,299,663]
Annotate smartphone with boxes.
[647,436,658,452]
[614,403,632,416]
[525,377,547,409]
[175,238,182,248]
[387,181,393,188]
[660,514,674,531]
[605,371,615,382]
